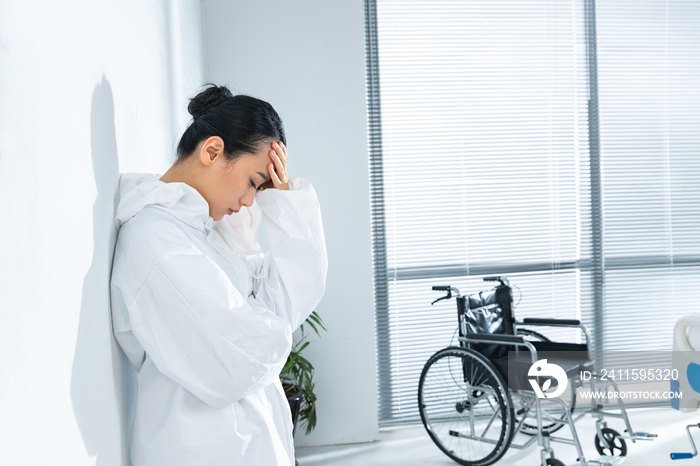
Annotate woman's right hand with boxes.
[259,141,289,191]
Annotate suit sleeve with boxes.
[126,253,292,408]
[253,178,328,331]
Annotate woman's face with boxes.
[205,144,272,221]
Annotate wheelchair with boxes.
[417,277,656,466]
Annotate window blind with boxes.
[366,0,700,425]
[366,0,593,424]
[595,0,700,352]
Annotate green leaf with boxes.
[282,354,297,373]
[281,310,328,434]
[306,311,327,336]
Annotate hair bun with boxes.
[188,84,233,120]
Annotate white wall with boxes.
[0,1,203,464]
[203,0,379,447]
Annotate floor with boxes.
[296,407,699,465]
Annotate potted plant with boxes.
[280,310,326,436]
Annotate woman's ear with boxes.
[199,136,225,166]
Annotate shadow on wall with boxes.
[71,76,136,466]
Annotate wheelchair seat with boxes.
[461,285,593,391]
[499,343,594,392]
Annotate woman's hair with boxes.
[176,84,286,162]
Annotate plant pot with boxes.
[283,383,303,437]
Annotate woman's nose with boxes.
[241,188,256,207]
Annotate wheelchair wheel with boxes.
[515,328,577,436]
[594,427,627,457]
[545,459,565,466]
[418,347,514,466]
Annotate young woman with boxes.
[110,85,327,465]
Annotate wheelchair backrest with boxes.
[460,283,515,360]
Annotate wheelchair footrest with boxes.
[633,431,658,439]
[620,431,657,441]
[585,455,625,466]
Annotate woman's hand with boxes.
[260,141,289,191]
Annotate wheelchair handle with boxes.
[432,286,451,292]
[483,276,510,287]
[431,286,462,305]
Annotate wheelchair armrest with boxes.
[460,333,540,364]
[520,318,592,352]
[521,318,581,326]
[462,333,525,344]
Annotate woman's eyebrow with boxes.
[256,171,271,184]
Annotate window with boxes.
[365,0,700,424]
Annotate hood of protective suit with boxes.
[115,173,261,254]
[114,173,211,229]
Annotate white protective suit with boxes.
[110,173,327,466]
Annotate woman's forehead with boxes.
[237,150,270,179]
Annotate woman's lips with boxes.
[228,209,238,215]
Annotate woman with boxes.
[110,85,328,465]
